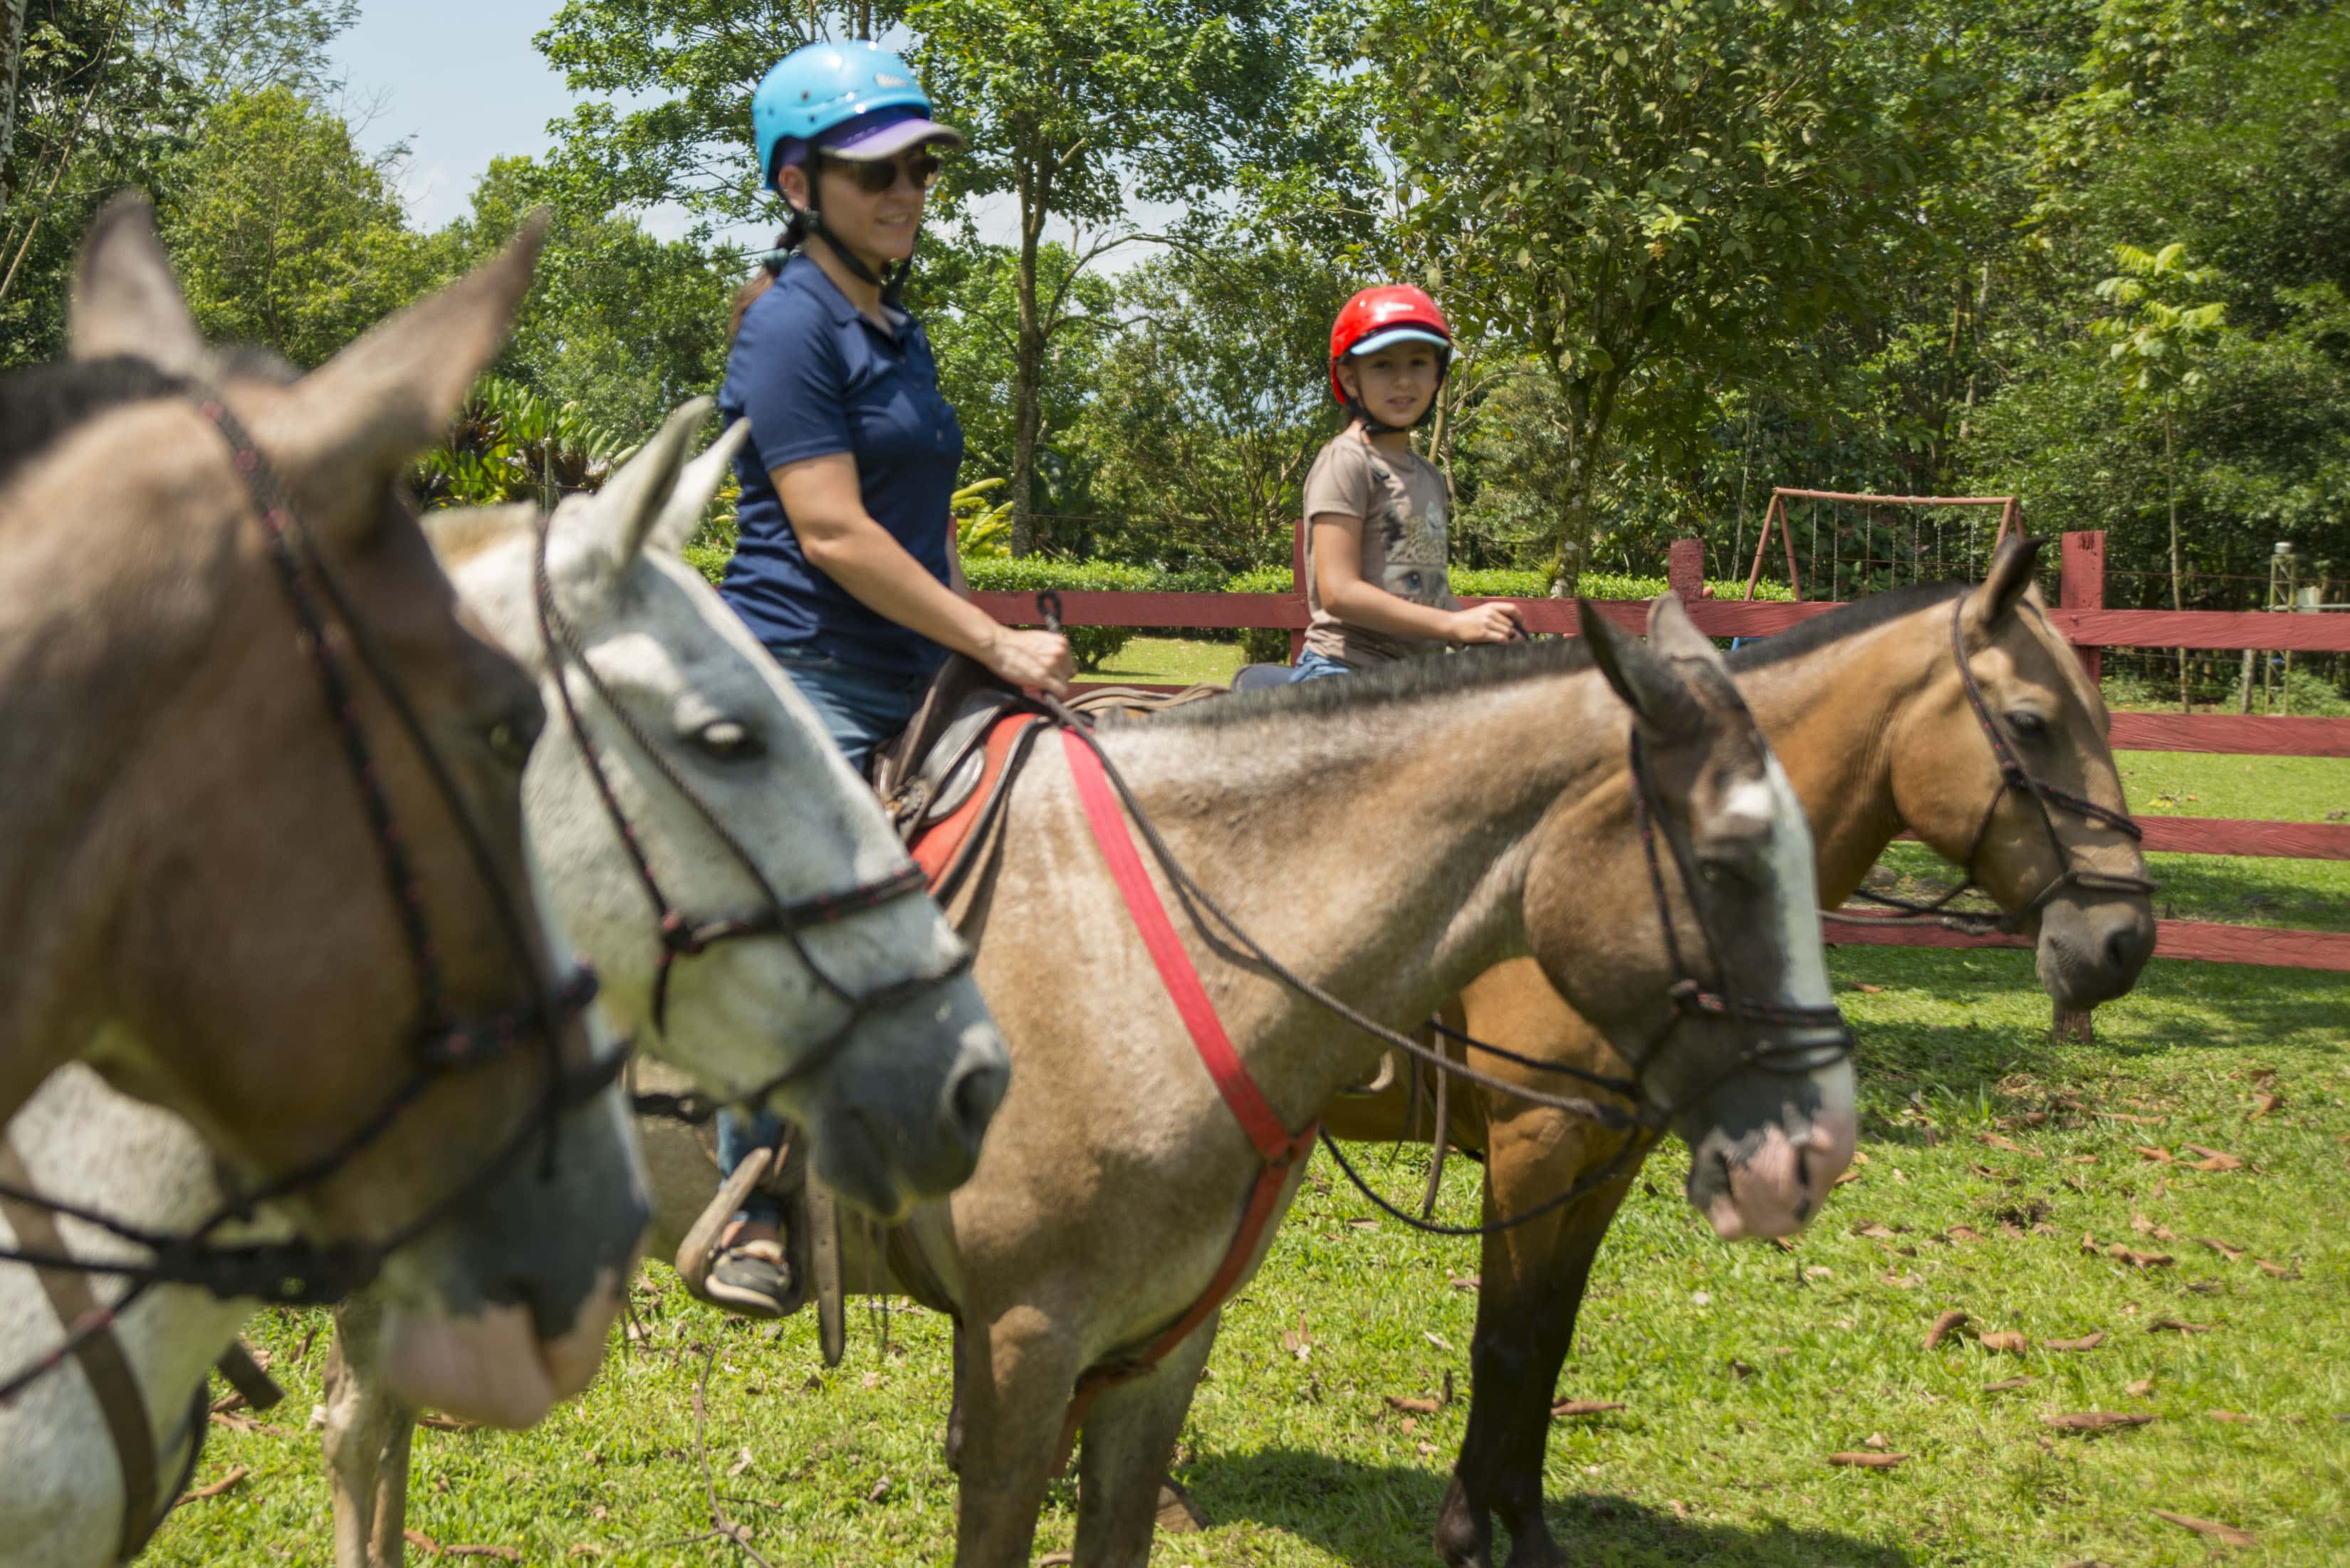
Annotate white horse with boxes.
[0,404,1010,1567]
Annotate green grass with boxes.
[149,765,2349,1568]
[1075,635,1250,688]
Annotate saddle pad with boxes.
[907,710,1047,922]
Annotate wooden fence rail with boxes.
[976,530,2349,995]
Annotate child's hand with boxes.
[1446,602,1527,646]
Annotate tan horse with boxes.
[326,594,1860,1567]
[0,199,643,1429]
[1322,540,2158,1568]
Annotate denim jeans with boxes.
[1289,649,1357,682]
[716,645,937,1228]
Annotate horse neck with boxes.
[1732,614,1947,907]
[1092,667,1626,1120]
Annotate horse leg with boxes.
[1070,1316,1217,1567]
[943,1316,968,1474]
[1435,1111,1643,1568]
[951,1302,1084,1568]
[321,1294,418,1568]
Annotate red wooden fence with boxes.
[975,530,2350,991]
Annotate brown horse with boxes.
[306,595,1859,1568]
[0,198,644,1429]
[1323,540,2158,1568]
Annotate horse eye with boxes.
[486,706,540,769]
[1696,856,1740,887]
[694,720,764,762]
[2007,710,2048,738]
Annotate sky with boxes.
[323,1,1168,263]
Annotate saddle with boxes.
[869,657,1224,926]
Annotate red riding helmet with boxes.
[1328,285,1455,405]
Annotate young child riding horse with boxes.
[706,42,1074,1317]
[1292,287,1523,680]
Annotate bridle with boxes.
[1835,595,2156,932]
[1035,674,1855,1242]
[0,385,625,1404]
[527,516,963,1127]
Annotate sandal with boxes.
[704,1238,793,1318]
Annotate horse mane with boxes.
[0,355,189,491]
[1725,579,1973,671]
[1134,634,1599,731]
[0,347,300,495]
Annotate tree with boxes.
[157,86,440,367]
[136,0,357,98]
[2092,241,2229,709]
[1365,0,1963,589]
[912,0,1355,553]
[0,0,199,364]
[1,0,30,224]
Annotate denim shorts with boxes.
[768,646,936,773]
[1289,649,1358,682]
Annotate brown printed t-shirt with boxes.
[1300,434,1456,666]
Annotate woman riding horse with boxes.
[706,42,1074,1316]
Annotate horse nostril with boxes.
[941,1047,1008,1154]
[2104,922,2151,974]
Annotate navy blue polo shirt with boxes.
[717,253,965,678]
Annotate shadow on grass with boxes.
[1184,1446,1913,1567]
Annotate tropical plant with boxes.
[414,375,637,511]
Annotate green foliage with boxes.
[414,375,635,511]
[135,0,357,98]
[157,86,442,369]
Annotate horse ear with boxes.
[648,415,752,558]
[564,399,708,597]
[1963,534,2047,641]
[270,211,549,536]
[69,194,209,377]
[1580,599,1705,741]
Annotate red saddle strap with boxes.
[1053,728,1317,1470]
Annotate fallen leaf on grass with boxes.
[1422,1330,1454,1352]
[1827,1451,1909,1468]
[402,1534,522,1562]
[869,1476,892,1504]
[1984,1376,2035,1392]
[1924,1310,1968,1349]
[417,1413,481,1433]
[1978,1331,2030,1354]
[1864,1431,1893,1449]
[727,1446,753,1478]
[2045,1334,2106,1352]
[1550,1399,1626,1418]
[2096,1111,2166,1126]
[1945,1225,1983,1243]
[2248,1093,2282,1119]
[1853,1222,1896,1240]
[1976,1133,2037,1156]
[2198,1237,2246,1262]
[1280,1311,1312,1360]
[172,1467,248,1509]
[1728,1359,1756,1379]
[1448,1274,1480,1292]
[2183,1144,2245,1171]
[1805,1265,1834,1280]
[1850,982,1884,994]
[2147,1318,2217,1334]
[2255,1259,2296,1279]
[2130,1213,2178,1241]
[2208,1409,2252,1423]
[2151,1510,2257,1547]
[2106,1245,2174,1270]
[2126,1377,2156,1397]
[1384,1394,1443,1416]
[2042,1412,2156,1431]
[2134,1146,2174,1164]
[1832,1169,1863,1187]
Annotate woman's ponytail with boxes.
[727,214,810,343]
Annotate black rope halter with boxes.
[1,386,628,1403]
[526,515,964,1129]
[1832,595,2156,932]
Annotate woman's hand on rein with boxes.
[1447,602,1527,646]
[983,627,1075,699]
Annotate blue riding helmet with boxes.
[753,42,964,187]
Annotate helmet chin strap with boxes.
[797,197,913,308]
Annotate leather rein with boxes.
[526,518,963,1129]
[1832,595,2156,931]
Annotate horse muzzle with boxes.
[1678,1060,1857,1240]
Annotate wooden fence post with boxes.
[2060,530,2104,688]
[1668,538,1704,604]
[2054,529,2106,1045]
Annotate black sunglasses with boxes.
[822,150,943,196]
